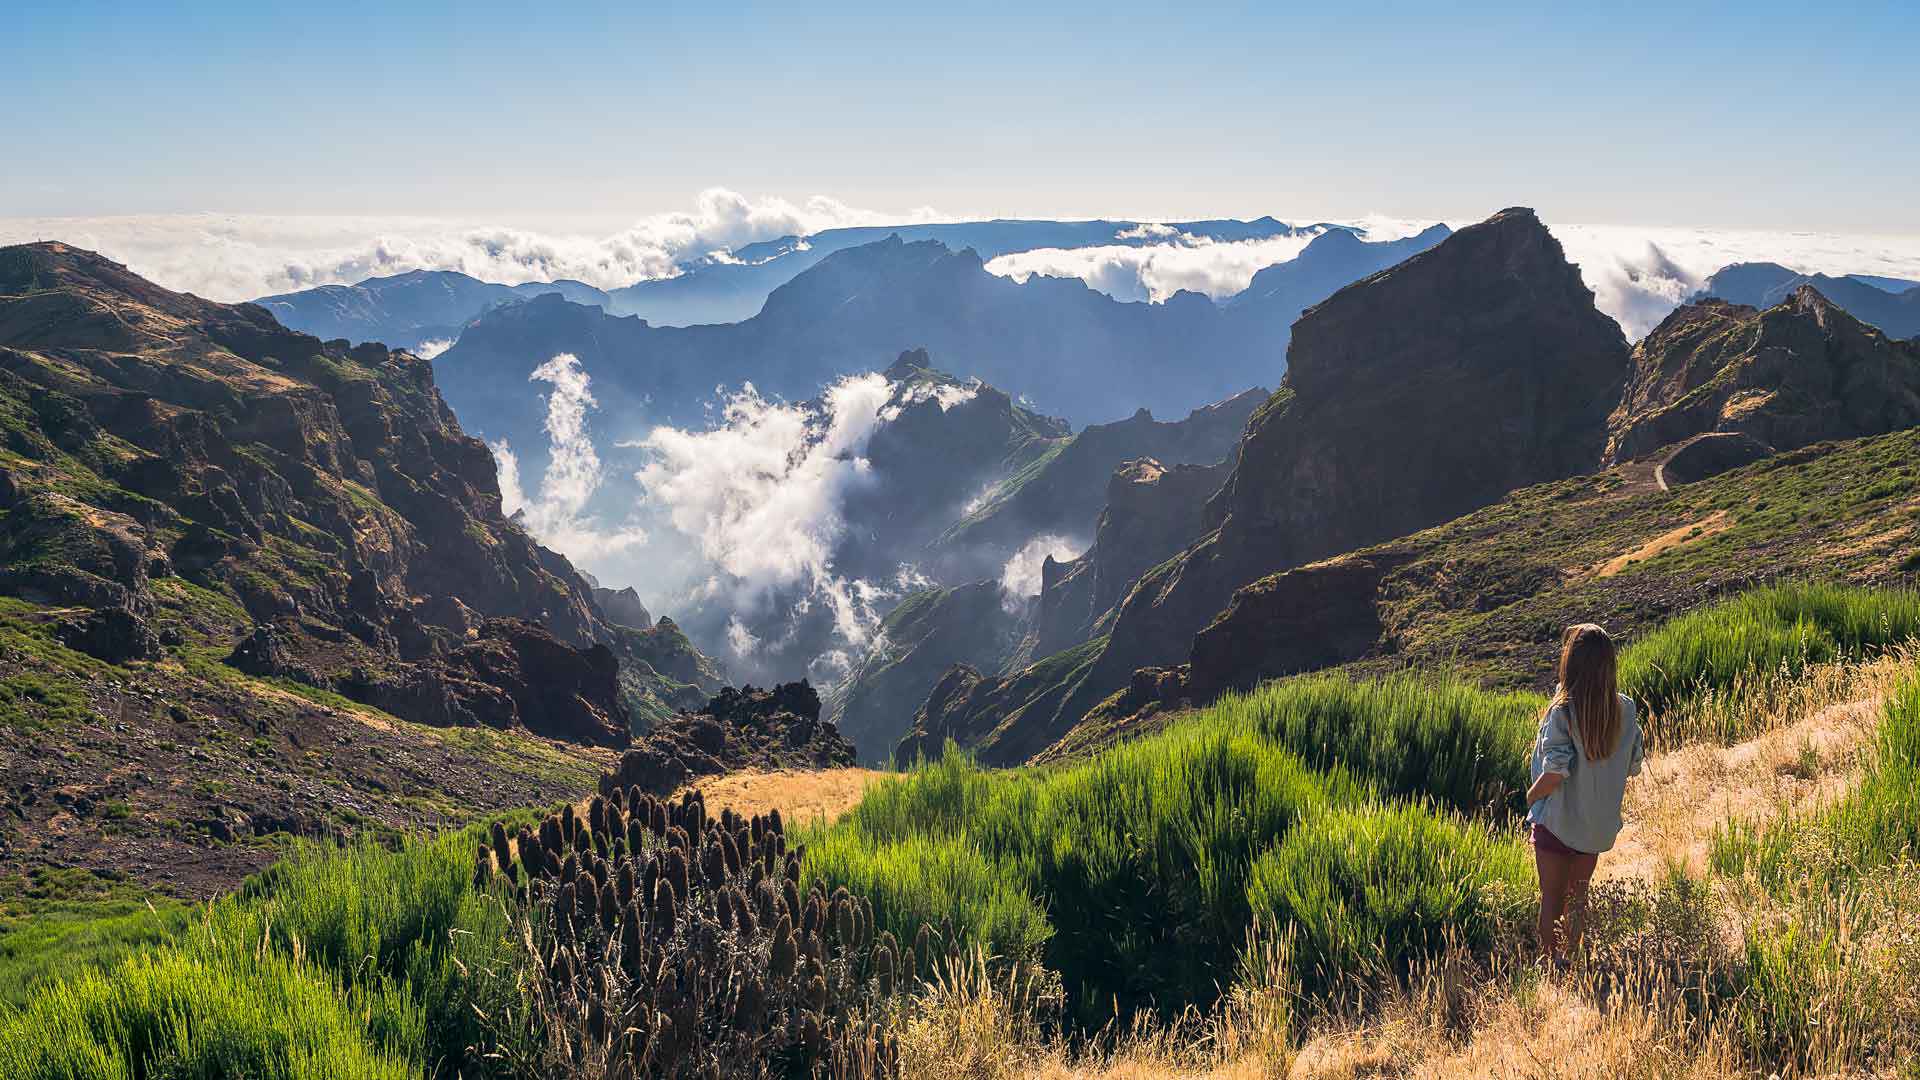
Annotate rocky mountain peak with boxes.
[1607,284,1920,466]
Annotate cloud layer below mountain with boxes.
[5,196,1916,340]
[985,231,1326,302]
[0,189,945,301]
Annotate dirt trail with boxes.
[1602,694,1881,881]
[685,767,887,827]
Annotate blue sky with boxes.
[6,1,1916,230]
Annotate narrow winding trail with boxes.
[1603,693,1882,882]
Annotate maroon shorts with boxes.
[1533,824,1598,863]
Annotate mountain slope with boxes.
[0,241,706,893]
[1062,425,1920,759]
[934,387,1265,558]
[896,208,1632,764]
[256,269,611,351]
[1223,224,1451,338]
[826,383,1264,758]
[1033,456,1235,656]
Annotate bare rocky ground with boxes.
[0,609,612,901]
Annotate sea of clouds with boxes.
[7,192,1915,341]
[0,189,946,302]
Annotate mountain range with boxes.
[256,270,612,351]
[1695,262,1920,340]
[894,213,1920,767]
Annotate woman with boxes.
[1526,623,1644,964]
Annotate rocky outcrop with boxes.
[355,619,628,746]
[1606,288,1920,464]
[1034,457,1231,655]
[598,682,857,797]
[1657,431,1774,486]
[906,208,1631,764]
[593,585,654,629]
[56,604,161,663]
[1185,551,1412,701]
[1087,208,1628,695]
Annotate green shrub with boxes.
[1244,803,1531,995]
[804,676,1540,1018]
[1620,582,1920,725]
[0,946,416,1080]
[0,820,536,1079]
[1216,672,1540,816]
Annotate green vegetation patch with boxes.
[1620,581,1920,732]
[806,669,1539,1019]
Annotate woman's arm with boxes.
[1527,771,1564,804]
[1530,705,1575,805]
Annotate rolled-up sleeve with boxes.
[1536,706,1575,777]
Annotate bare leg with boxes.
[1563,853,1598,958]
[1535,843,1573,960]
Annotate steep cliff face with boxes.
[899,208,1631,764]
[935,387,1263,560]
[0,242,634,742]
[1606,288,1920,466]
[1033,457,1232,656]
[1088,207,1629,692]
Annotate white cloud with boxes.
[986,231,1327,303]
[0,188,948,301]
[1115,222,1180,240]
[987,214,1920,340]
[999,533,1086,609]
[882,378,980,418]
[1545,223,1920,339]
[633,373,901,653]
[491,439,526,517]
[495,353,647,559]
[629,371,990,674]
[411,337,454,360]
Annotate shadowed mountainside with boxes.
[1060,424,1920,759]
[825,383,1265,759]
[895,208,1632,764]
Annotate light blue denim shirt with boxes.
[1526,693,1645,854]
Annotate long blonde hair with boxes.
[1548,623,1622,761]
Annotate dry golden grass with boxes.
[886,653,1920,1080]
[684,766,887,827]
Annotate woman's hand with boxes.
[1527,771,1565,805]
